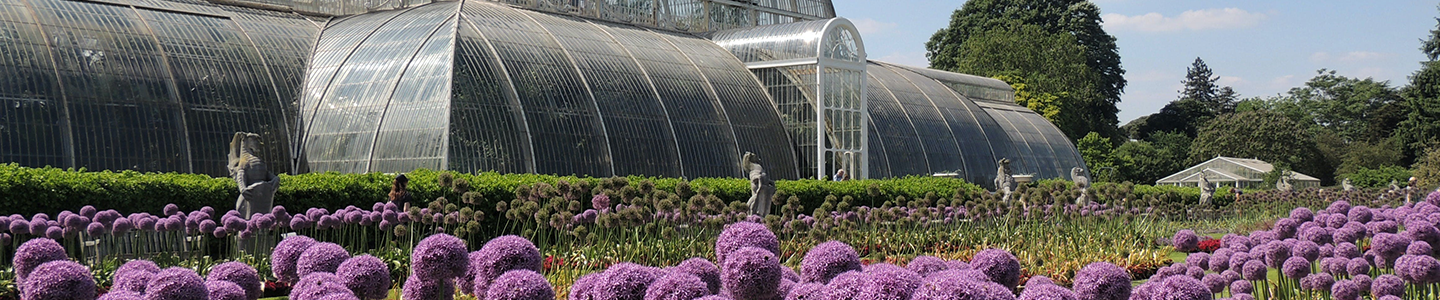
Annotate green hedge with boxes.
[1,164,1213,216]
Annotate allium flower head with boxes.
[1262,241,1292,268]
[1347,257,1371,276]
[1403,220,1440,247]
[1152,275,1208,300]
[337,255,391,300]
[86,222,105,236]
[970,248,1021,289]
[469,235,542,295]
[907,256,948,277]
[22,260,97,300]
[1172,230,1200,252]
[298,242,350,279]
[294,272,358,300]
[145,267,207,300]
[1206,253,1230,273]
[1292,241,1319,262]
[1331,279,1361,300]
[15,238,68,284]
[1353,274,1372,292]
[570,273,603,300]
[1230,280,1252,295]
[99,291,145,300]
[799,241,861,284]
[857,263,921,300]
[1396,254,1440,284]
[1274,218,1299,239]
[1071,262,1129,300]
[673,258,722,294]
[783,268,800,283]
[1301,273,1335,291]
[909,276,1014,300]
[1350,206,1373,223]
[1372,274,1404,298]
[487,270,554,300]
[1241,260,1266,281]
[1372,233,1411,263]
[1017,282,1075,300]
[1291,207,1315,222]
[1282,256,1311,279]
[272,235,317,283]
[946,260,971,270]
[1409,241,1433,255]
[1337,242,1361,258]
[207,261,262,300]
[1185,253,1210,270]
[784,282,830,300]
[825,271,865,300]
[715,222,780,266]
[721,247,783,300]
[592,263,661,300]
[206,280,247,300]
[114,260,161,293]
[645,270,708,300]
[412,233,469,280]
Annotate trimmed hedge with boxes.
[0,164,1212,216]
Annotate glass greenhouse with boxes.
[0,0,1085,187]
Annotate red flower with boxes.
[543,255,565,271]
[1198,239,1222,253]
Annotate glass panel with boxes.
[710,19,828,63]
[599,21,743,178]
[880,64,997,186]
[369,16,457,173]
[822,26,859,62]
[527,11,681,178]
[228,8,322,167]
[753,65,816,178]
[0,0,67,168]
[450,13,533,174]
[298,7,410,172]
[867,63,962,175]
[461,2,613,177]
[863,73,928,177]
[864,120,890,178]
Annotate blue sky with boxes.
[834,0,1438,124]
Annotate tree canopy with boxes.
[1189,110,1328,184]
[925,0,1124,141]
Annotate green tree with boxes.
[1111,141,1173,184]
[1400,12,1440,159]
[955,24,1096,138]
[1128,58,1237,140]
[1414,146,1440,189]
[1190,110,1330,184]
[1076,132,1114,175]
[926,0,1124,141]
[1268,70,1405,143]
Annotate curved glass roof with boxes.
[0,0,318,176]
[298,0,800,179]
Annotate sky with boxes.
[833,0,1439,124]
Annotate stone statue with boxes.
[1390,179,1401,192]
[741,152,775,216]
[1198,175,1214,206]
[1343,178,1354,191]
[1276,175,1292,192]
[1407,176,1418,204]
[1072,167,1090,205]
[994,158,1016,202]
[228,132,279,219]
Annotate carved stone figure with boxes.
[1343,178,1354,192]
[1072,167,1090,205]
[228,132,279,219]
[1198,175,1214,206]
[994,158,1016,202]
[1407,176,1418,204]
[1390,179,1401,192]
[741,152,775,216]
[1276,176,1293,192]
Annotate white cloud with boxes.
[1310,51,1387,63]
[1217,76,1244,86]
[851,18,898,35]
[1102,8,1266,32]
[1268,75,1297,90]
[876,51,929,68]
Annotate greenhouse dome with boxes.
[0,0,1085,187]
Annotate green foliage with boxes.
[1178,58,1239,114]
[1128,58,1236,141]
[1077,132,1115,176]
[949,24,1096,139]
[1414,147,1440,189]
[926,0,1123,141]
[1335,137,1406,176]
[1111,141,1170,185]
[1190,110,1330,185]
[994,74,1063,122]
[1340,166,1413,189]
[1265,70,1406,144]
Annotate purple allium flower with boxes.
[1409,241,1433,255]
[1291,241,1319,262]
[99,291,145,300]
[1403,220,1440,247]
[1291,207,1314,221]
[1303,226,1332,245]
[1282,256,1311,279]
[1353,274,1372,292]
[1172,230,1199,252]
[593,194,612,210]
[292,272,356,300]
[715,222,780,267]
[1221,234,1251,249]
[593,263,661,300]
[486,270,554,300]
[1348,257,1371,276]
[1186,253,1210,270]
[670,258,721,295]
[1332,279,1360,300]
[272,236,319,283]
[946,260,971,270]
[145,267,207,300]
[78,206,97,218]
[569,273,602,300]
[412,234,469,280]
[1072,262,1129,300]
[1185,266,1204,280]
[1300,273,1335,291]
[784,282,829,300]
[1274,218,1299,239]
[1230,280,1252,295]
[970,248,1021,289]
[15,238,68,284]
[222,216,246,233]
[1336,243,1361,258]
[22,260,96,300]
[1151,275,1208,300]
[1017,283,1076,300]
[86,222,105,236]
[909,276,1013,300]
[162,204,179,216]
[858,263,921,300]
[468,235,541,295]
[826,271,865,300]
[645,270,708,300]
[799,241,861,284]
[207,261,262,300]
[1372,274,1404,298]
[1262,241,1291,268]
[1349,206,1373,223]
[721,247,783,300]
[1372,233,1411,264]
[907,256,948,277]
[44,226,62,240]
[1026,276,1055,287]
[337,255,391,300]
[1396,254,1440,284]
[927,269,990,283]
[205,280,247,300]
[1207,253,1230,273]
[1241,260,1266,281]
[114,260,161,293]
[782,268,800,283]
[297,242,350,279]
